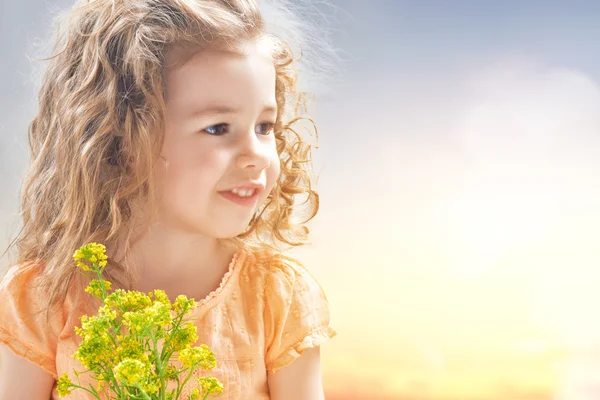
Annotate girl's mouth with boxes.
[218,190,259,207]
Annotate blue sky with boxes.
[325,0,600,79]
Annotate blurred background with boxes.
[3,1,600,399]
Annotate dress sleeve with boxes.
[263,254,337,374]
[0,264,61,378]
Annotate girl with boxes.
[0,0,337,398]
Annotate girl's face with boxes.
[156,40,281,239]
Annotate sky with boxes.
[3,1,600,399]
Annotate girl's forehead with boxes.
[163,40,277,112]
[164,36,274,72]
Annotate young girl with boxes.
[0,0,337,398]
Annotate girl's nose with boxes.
[235,133,271,170]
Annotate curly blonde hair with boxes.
[3,0,334,322]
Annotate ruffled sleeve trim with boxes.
[0,325,57,378]
[266,326,337,375]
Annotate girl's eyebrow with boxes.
[189,104,277,118]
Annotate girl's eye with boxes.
[202,122,275,136]
[203,123,229,136]
[256,122,275,135]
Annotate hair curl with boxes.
[2,0,334,322]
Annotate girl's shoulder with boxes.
[243,247,316,288]
[0,261,64,377]
[0,260,45,302]
[0,260,81,336]
[1,259,35,280]
[247,248,336,374]
[241,247,329,307]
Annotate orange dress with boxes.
[0,247,336,399]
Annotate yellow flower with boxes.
[68,242,225,399]
[97,304,118,320]
[152,289,173,310]
[141,371,160,395]
[116,335,145,362]
[73,314,116,369]
[85,279,111,298]
[189,387,201,400]
[173,294,197,315]
[178,344,217,370]
[56,373,74,397]
[73,242,108,271]
[198,376,224,397]
[73,332,114,369]
[122,301,171,337]
[113,358,151,386]
[110,290,153,312]
[149,301,173,327]
[168,321,199,353]
[165,365,178,381]
[74,260,91,271]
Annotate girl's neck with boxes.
[110,224,238,302]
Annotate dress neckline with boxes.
[69,247,249,320]
[191,246,248,312]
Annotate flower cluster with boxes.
[57,242,224,400]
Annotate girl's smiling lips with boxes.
[218,189,260,206]
[221,181,265,192]
[218,181,265,206]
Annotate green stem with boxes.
[96,362,125,399]
[86,383,101,398]
[175,362,198,400]
[66,382,102,400]
[133,384,152,400]
[96,268,108,301]
[75,362,121,398]
[160,310,186,361]
[149,334,167,400]
[173,375,181,400]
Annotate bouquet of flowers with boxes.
[56,242,224,400]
